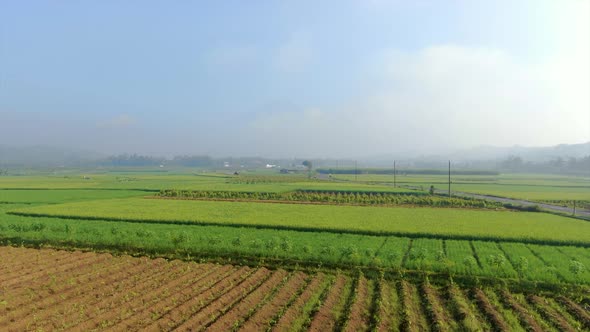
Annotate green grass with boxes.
[0,189,148,204]
[0,174,421,194]
[1,204,589,284]
[11,197,590,245]
[2,171,590,287]
[471,241,518,278]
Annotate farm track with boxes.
[441,189,590,218]
[0,245,588,331]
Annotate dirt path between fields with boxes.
[391,182,590,218]
[441,190,590,219]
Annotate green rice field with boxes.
[1,171,589,288]
[11,197,590,245]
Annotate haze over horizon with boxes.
[1,1,589,158]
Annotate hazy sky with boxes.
[1,1,589,157]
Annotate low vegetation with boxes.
[10,197,590,245]
[157,188,504,209]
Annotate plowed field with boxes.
[0,246,588,331]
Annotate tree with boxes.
[500,155,523,171]
[302,160,312,170]
[514,256,529,276]
[302,160,313,178]
[570,260,585,279]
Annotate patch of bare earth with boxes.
[472,288,510,332]
[271,273,327,332]
[499,290,543,332]
[557,296,590,330]
[527,295,576,332]
[308,274,348,332]
[172,267,273,331]
[343,276,372,332]
[239,271,307,331]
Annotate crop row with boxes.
[2,246,588,331]
[14,198,590,246]
[157,189,504,209]
[2,209,589,285]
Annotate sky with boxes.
[1,0,589,158]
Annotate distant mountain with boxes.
[1,142,588,168]
[0,145,104,167]
[451,142,590,161]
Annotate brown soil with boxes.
[271,273,327,332]
[446,284,487,331]
[142,266,255,331]
[527,295,575,332]
[0,255,144,326]
[422,282,452,332]
[375,280,394,331]
[308,274,348,332]
[0,253,127,317]
[7,257,172,331]
[499,290,543,332]
[108,264,233,332]
[0,250,94,286]
[399,280,430,332]
[472,288,510,331]
[557,296,590,329]
[172,267,272,331]
[343,276,371,332]
[207,269,289,331]
[0,246,584,332]
[240,271,307,331]
[64,261,215,331]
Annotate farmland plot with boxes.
[0,246,588,332]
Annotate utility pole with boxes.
[573,200,576,216]
[393,160,396,188]
[448,160,451,197]
[355,160,358,181]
